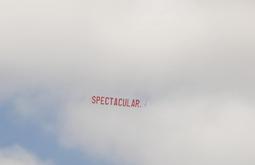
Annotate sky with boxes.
[0,0,255,165]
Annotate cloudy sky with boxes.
[0,0,255,165]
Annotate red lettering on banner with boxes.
[105,97,109,105]
[91,96,142,109]
[100,96,104,105]
[96,96,100,103]
[136,99,140,107]
[91,96,96,104]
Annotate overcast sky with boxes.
[0,0,255,165]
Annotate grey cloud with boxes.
[0,0,255,164]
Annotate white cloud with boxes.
[57,95,255,165]
[0,0,255,165]
[0,146,53,165]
